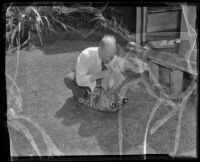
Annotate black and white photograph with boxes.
[4,1,198,160]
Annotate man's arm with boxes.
[75,53,97,91]
[89,71,106,82]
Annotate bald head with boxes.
[99,35,117,64]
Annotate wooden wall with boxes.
[136,5,197,94]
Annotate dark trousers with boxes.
[64,72,90,100]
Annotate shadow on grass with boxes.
[55,96,121,155]
[54,75,145,155]
[55,77,120,154]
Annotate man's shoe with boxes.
[78,97,91,107]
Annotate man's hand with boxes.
[90,69,112,82]
[90,72,103,82]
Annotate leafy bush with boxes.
[5,3,130,55]
[6,4,75,54]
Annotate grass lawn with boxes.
[6,34,197,156]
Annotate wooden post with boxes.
[136,7,142,45]
[149,61,159,82]
[142,7,147,46]
[136,7,147,45]
[159,66,171,93]
[170,69,183,94]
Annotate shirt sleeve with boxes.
[75,51,96,91]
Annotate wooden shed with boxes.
[136,5,197,94]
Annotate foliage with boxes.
[6,4,76,54]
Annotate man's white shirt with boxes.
[75,47,102,92]
[75,47,126,92]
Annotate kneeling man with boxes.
[66,35,128,112]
